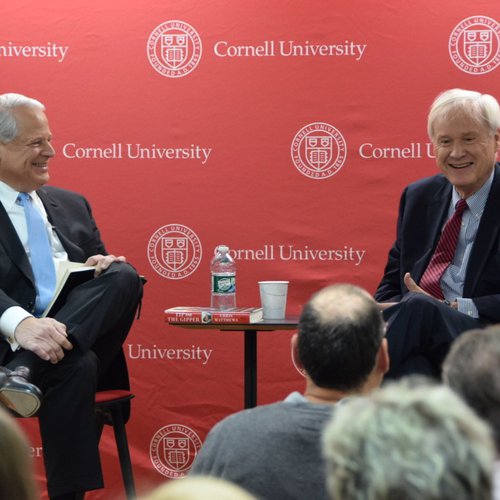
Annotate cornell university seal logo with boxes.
[147,20,202,78]
[291,122,347,179]
[449,16,500,74]
[148,224,202,280]
[150,424,202,478]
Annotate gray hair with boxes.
[427,88,500,139]
[0,93,45,143]
[322,379,494,500]
[443,326,500,450]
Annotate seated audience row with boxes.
[188,283,500,500]
[5,283,500,499]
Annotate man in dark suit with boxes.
[0,93,143,500]
[376,88,500,379]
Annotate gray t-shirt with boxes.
[190,392,335,500]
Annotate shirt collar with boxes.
[451,169,494,218]
[0,181,39,210]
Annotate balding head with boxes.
[298,284,384,391]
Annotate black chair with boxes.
[94,389,136,500]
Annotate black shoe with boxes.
[0,366,43,417]
[50,492,85,500]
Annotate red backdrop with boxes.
[1,1,499,498]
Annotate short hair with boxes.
[0,93,45,143]
[443,326,500,450]
[297,283,384,391]
[139,476,257,500]
[322,379,494,500]
[0,407,38,500]
[427,88,500,139]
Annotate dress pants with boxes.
[383,292,482,379]
[5,262,143,497]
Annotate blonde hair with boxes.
[140,476,257,500]
[0,407,38,500]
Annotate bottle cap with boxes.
[216,245,229,253]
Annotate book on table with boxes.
[42,261,96,317]
[164,306,264,324]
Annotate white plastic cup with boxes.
[258,281,289,320]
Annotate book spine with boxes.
[165,312,253,324]
[212,313,253,323]
[165,312,205,323]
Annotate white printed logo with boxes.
[147,20,202,78]
[150,424,202,478]
[449,16,500,74]
[148,224,202,279]
[291,122,347,179]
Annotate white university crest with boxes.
[305,135,333,170]
[162,237,188,271]
[463,29,493,65]
[161,33,188,69]
[163,436,190,470]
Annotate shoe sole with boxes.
[0,388,41,417]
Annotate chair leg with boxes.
[110,405,136,499]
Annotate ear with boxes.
[377,338,390,375]
[290,333,303,371]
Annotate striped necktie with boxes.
[17,193,56,316]
[419,198,468,299]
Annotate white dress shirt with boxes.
[0,181,68,349]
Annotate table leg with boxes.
[244,330,257,408]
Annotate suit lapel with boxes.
[0,201,34,284]
[464,165,500,295]
[412,181,452,281]
[37,188,83,261]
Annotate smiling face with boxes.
[0,105,55,192]
[433,110,499,199]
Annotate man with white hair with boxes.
[376,88,500,379]
[0,93,143,500]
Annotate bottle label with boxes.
[212,275,236,294]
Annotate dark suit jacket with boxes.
[0,186,106,319]
[0,185,129,391]
[375,163,500,325]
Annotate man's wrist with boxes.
[443,299,458,309]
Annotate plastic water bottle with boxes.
[211,245,236,309]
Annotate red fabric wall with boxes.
[2,1,498,497]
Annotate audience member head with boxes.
[427,88,500,140]
[0,407,38,500]
[323,378,494,500]
[0,93,45,144]
[443,325,500,451]
[140,476,257,500]
[295,283,387,394]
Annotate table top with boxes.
[167,316,299,331]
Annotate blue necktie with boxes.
[18,193,56,316]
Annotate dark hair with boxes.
[443,326,500,450]
[297,284,384,391]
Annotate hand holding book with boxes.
[42,261,96,317]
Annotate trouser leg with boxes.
[54,262,143,358]
[383,293,481,379]
[5,262,143,496]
